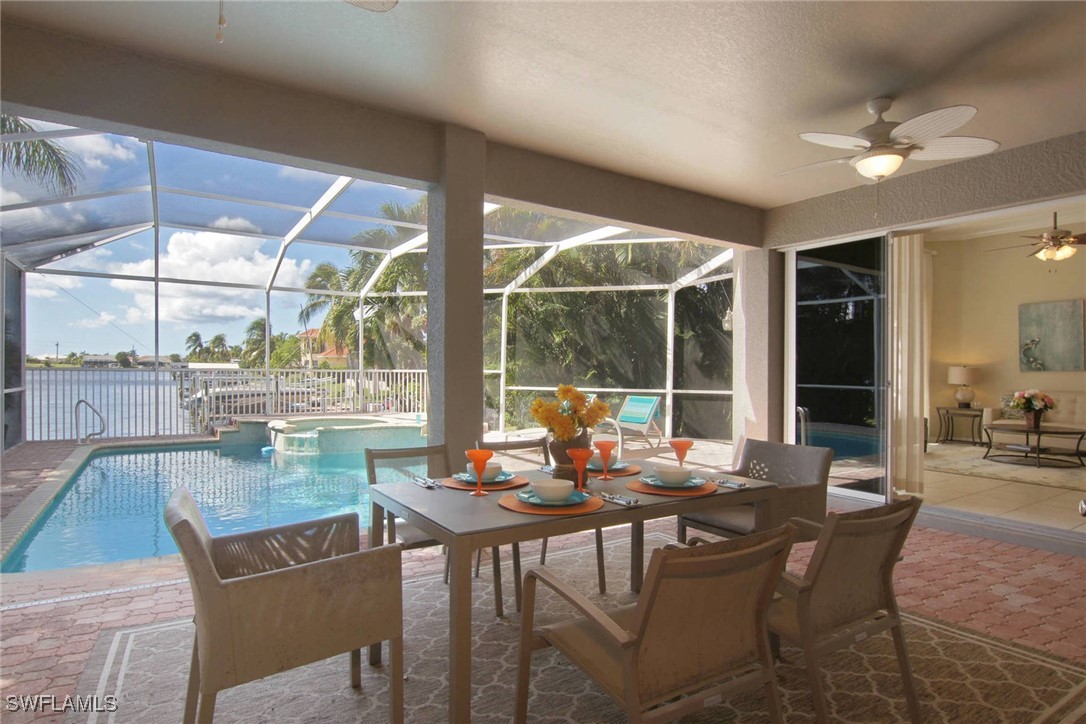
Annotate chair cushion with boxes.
[683,505,756,536]
[538,605,637,703]
[394,521,438,549]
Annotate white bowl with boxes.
[531,478,575,503]
[589,452,618,467]
[466,462,502,482]
[652,464,690,485]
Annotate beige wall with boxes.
[928,229,1086,426]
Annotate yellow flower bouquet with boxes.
[529,384,610,442]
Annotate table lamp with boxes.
[947,365,979,408]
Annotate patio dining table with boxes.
[367,468,779,722]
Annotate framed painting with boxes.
[1018,299,1086,372]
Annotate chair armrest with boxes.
[775,570,811,600]
[787,517,823,541]
[212,512,360,579]
[525,568,635,648]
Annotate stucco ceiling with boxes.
[2,1,1085,212]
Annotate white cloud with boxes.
[26,273,83,299]
[2,188,28,205]
[71,311,116,329]
[62,134,139,171]
[277,166,337,183]
[209,216,262,233]
[109,225,311,325]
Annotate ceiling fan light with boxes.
[852,149,906,180]
[1034,244,1077,261]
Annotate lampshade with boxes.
[1034,244,1077,261]
[852,148,906,180]
[947,365,978,385]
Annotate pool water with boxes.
[2,441,424,573]
[807,429,881,459]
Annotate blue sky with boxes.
[3,120,424,358]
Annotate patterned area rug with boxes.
[72,534,1086,723]
[924,443,1085,491]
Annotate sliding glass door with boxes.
[786,237,888,498]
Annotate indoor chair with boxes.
[768,496,923,724]
[478,436,607,601]
[164,486,403,724]
[366,443,517,617]
[515,525,796,723]
[678,438,833,543]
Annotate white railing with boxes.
[25,367,429,440]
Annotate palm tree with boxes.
[301,198,429,369]
[184,332,205,361]
[1,115,83,195]
[207,334,229,362]
[241,318,269,368]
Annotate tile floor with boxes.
[1,437,1084,722]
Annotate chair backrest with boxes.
[164,486,233,682]
[615,395,661,430]
[628,525,795,708]
[733,439,833,488]
[365,443,452,484]
[802,496,922,634]
[476,436,551,466]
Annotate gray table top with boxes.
[368,470,777,545]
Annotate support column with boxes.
[428,125,486,458]
[733,248,784,443]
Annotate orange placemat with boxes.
[626,480,716,497]
[441,475,530,491]
[498,493,605,515]
[586,464,642,478]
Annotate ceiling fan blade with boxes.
[890,105,976,144]
[909,136,1001,160]
[798,132,870,150]
[986,242,1042,251]
[1071,234,1086,244]
[343,0,398,11]
[777,156,855,176]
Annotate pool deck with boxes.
[1,434,1084,722]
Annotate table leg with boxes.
[630,522,644,593]
[368,501,386,666]
[447,542,474,722]
[936,410,947,443]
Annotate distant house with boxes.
[298,329,349,369]
[136,355,174,368]
[81,355,116,368]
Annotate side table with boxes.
[936,406,983,445]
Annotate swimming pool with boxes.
[2,431,426,573]
[806,427,882,459]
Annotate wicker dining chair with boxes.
[678,438,833,543]
[515,525,796,723]
[366,443,517,617]
[768,496,923,723]
[165,486,404,724]
[477,435,608,603]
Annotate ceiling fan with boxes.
[988,213,1085,261]
[782,97,1000,181]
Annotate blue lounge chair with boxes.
[596,395,663,456]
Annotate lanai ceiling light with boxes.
[782,97,999,182]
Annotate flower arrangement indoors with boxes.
[530,385,610,466]
[1009,389,1056,429]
